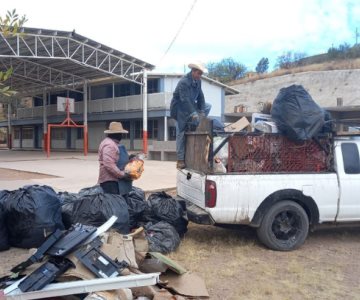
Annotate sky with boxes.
[4,0,360,73]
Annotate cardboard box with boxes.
[225,117,250,132]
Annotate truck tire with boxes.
[256,200,309,251]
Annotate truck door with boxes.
[335,141,360,221]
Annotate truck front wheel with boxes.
[257,200,309,251]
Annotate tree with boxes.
[275,51,307,69]
[292,52,307,66]
[275,51,293,69]
[0,9,27,96]
[255,57,269,74]
[207,57,247,83]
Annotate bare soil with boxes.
[0,168,58,180]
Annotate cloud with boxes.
[4,0,360,72]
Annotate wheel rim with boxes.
[271,210,302,241]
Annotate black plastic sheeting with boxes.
[71,192,130,234]
[271,84,325,142]
[124,187,148,229]
[0,190,10,251]
[3,185,64,249]
[144,221,181,253]
[145,192,188,237]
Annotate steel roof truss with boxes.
[0,32,146,84]
[1,58,84,91]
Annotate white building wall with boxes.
[163,77,181,93]
[202,81,222,118]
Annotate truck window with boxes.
[341,143,360,174]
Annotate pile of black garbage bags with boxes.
[271,84,332,142]
[0,185,188,254]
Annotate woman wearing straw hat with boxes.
[98,121,132,194]
[170,62,212,169]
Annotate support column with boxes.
[43,90,47,151]
[337,97,343,132]
[83,81,88,156]
[164,116,168,141]
[7,101,12,149]
[142,70,148,154]
[19,126,23,149]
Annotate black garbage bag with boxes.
[78,185,103,196]
[146,191,188,236]
[4,185,64,249]
[271,84,325,142]
[0,190,10,251]
[144,221,181,254]
[58,186,105,229]
[72,193,130,234]
[124,186,148,229]
[58,191,82,229]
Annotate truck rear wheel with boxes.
[257,200,309,251]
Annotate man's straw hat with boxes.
[188,62,208,73]
[104,121,128,134]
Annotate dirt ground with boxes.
[0,167,58,180]
[1,224,360,299]
[1,189,360,299]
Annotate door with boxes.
[336,141,360,221]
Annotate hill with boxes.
[227,59,360,114]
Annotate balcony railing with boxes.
[14,92,173,119]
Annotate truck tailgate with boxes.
[177,170,206,208]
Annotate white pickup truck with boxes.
[176,123,360,251]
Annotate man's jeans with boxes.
[176,103,211,161]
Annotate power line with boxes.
[158,0,198,65]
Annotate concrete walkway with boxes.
[0,150,177,193]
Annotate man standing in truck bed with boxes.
[170,62,211,169]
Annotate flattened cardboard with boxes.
[107,232,138,269]
[160,272,209,298]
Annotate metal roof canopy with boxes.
[0,27,155,98]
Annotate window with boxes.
[91,84,113,100]
[114,83,141,97]
[33,97,43,107]
[14,128,20,139]
[148,120,158,139]
[22,128,33,139]
[49,92,66,105]
[341,143,360,174]
[69,90,83,102]
[147,79,160,94]
[169,126,176,141]
[121,121,130,139]
[52,128,66,140]
[77,128,84,139]
[134,120,158,139]
[134,120,143,139]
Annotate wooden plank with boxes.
[185,134,211,173]
[184,118,213,173]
